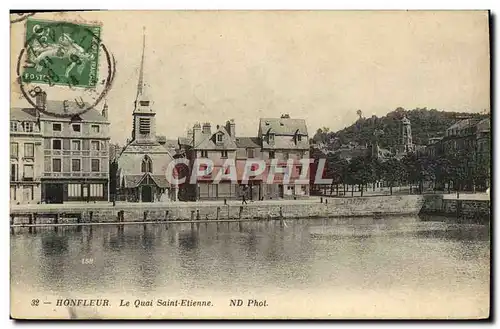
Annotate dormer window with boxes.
[297,134,302,142]
[140,101,150,106]
[24,122,34,132]
[216,133,223,143]
[269,133,275,143]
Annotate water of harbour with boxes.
[10,216,490,319]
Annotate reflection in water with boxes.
[10,216,490,309]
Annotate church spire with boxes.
[134,27,152,112]
[136,27,146,99]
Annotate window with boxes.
[91,125,100,133]
[139,101,150,107]
[91,159,100,172]
[91,141,100,151]
[72,124,81,132]
[221,150,228,158]
[269,151,275,159]
[247,148,254,158]
[269,133,275,142]
[10,142,18,158]
[24,122,34,132]
[72,140,81,150]
[52,140,62,150]
[68,184,81,197]
[72,159,81,171]
[10,164,18,181]
[217,133,223,142]
[139,118,151,134]
[23,164,34,180]
[10,121,18,132]
[52,159,62,172]
[24,143,34,158]
[141,156,152,173]
[297,134,302,142]
[200,150,208,158]
[53,123,62,131]
[90,184,103,197]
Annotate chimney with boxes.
[193,123,202,145]
[202,122,211,135]
[226,119,236,141]
[35,91,47,109]
[102,101,108,119]
[63,100,69,113]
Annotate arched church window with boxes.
[141,155,153,173]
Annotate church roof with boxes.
[122,173,170,188]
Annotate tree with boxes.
[325,154,348,195]
[346,155,372,197]
[381,157,403,195]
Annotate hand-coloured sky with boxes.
[10,11,490,144]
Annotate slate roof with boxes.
[178,137,192,147]
[10,108,37,121]
[193,125,237,150]
[11,100,108,123]
[259,118,308,136]
[235,137,261,149]
[121,142,175,156]
[162,139,179,150]
[476,118,490,132]
[123,175,144,188]
[446,119,476,132]
[122,173,170,188]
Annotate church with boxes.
[114,33,177,202]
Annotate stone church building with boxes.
[115,34,177,202]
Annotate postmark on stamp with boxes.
[22,19,101,88]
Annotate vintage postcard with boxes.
[9,10,491,320]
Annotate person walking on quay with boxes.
[242,193,248,205]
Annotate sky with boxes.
[10,10,490,144]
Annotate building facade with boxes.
[425,117,491,191]
[39,100,110,203]
[179,115,311,201]
[180,120,239,200]
[10,108,44,204]
[115,34,176,202]
[258,114,310,199]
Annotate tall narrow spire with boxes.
[136,27,146,100]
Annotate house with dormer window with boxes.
[180,119,239,200]
[258,114,310,199]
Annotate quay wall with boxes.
[11,195,425,224]
[419,195,491,223]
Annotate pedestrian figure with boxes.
[242,194,247,205]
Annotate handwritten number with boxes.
[31,299,39,307]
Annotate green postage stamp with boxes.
[22,19,101,88]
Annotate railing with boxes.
[42,172,109,178]
[42,150,109,157]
